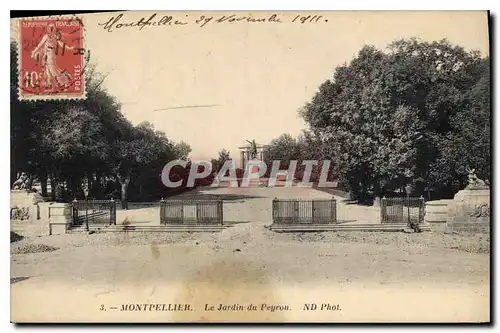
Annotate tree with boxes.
[45,105,110,197]
[300,38,489,200]
[211,149,231,173]
[264,134,300,167]
[110,122,178,208]
[172,141,192,161]
[431,58,491,195]
[10,41,191,203]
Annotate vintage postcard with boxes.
[10,11,490,323]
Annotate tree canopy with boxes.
[10,41,191,205]
[211,149,232,173]
[299,38,490,200]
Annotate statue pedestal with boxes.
[445,189,490,233]
[10,190,44,222]
[10,190,50,237]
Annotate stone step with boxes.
[269,223,430,232]
[69,225,231,233]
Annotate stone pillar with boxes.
[36,202,52,236]
[48,203,73,235]
[240,150,245,170]
[245,150,250,169]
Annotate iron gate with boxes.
[272,198,337,225]
[160,199,223,225]
[380,196,425,226]
[72,199,117,229]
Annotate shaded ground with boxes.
[11,243,59,255]
[285,231,490,254]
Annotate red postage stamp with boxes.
[18,17,86,100]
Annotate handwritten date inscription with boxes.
[98,13,328,32]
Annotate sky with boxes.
[18,11,490,162]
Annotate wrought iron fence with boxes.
[272,198,337,225]
[122,201,161,209]
[380,196,425,225]
[159,199,223,225]
[72,199,117,230]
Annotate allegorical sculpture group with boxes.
[465,166,488,190]
[12,172,32,190]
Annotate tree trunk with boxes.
[50,175,56,201]
[94,171,102,198]
[117,172,130,210]
[87,172,93,191]
[40,172,48,197]
[120,182,128,209]
[71,175,84,200]
[373,180,382,198]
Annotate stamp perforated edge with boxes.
[14,14,88,102]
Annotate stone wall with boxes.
[445,217,490,233]
[445,189,490,233]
